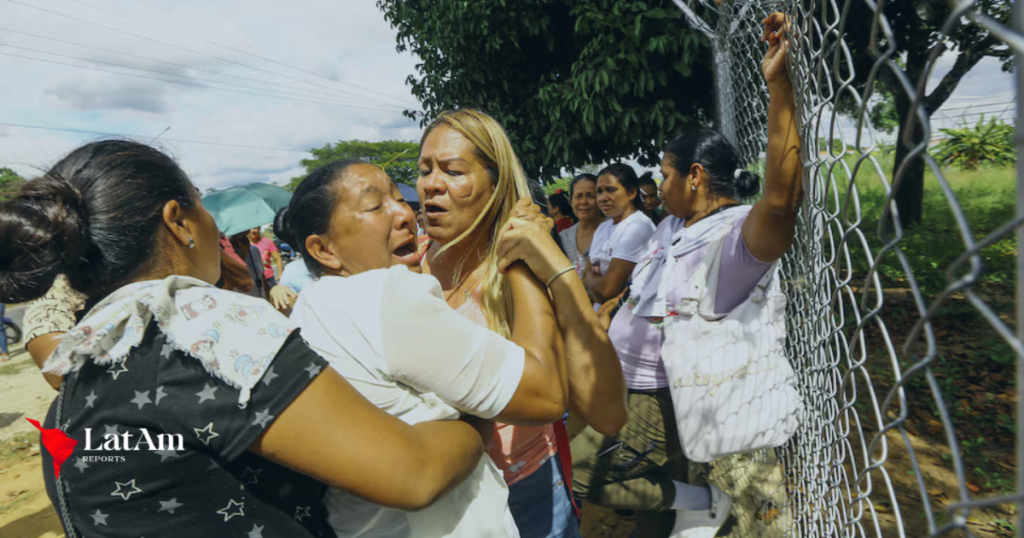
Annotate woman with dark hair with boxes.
[547,189,575,233]
[558,174,604,277]
[637,171,666,226]
[284,160,569,537]
[0,140,491,538]
[583,163,656,310]
[570,14,802,537]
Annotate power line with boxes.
[0,26,406,108]
[48,0,421,107]
[5,0,413,109]
[0,42,405,111]
[207,42,419,108]
[937,100,1014,113]
[0,121,312,153]
[61,0,123,18]
[0,51,411,112]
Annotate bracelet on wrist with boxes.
[545,265,576,288]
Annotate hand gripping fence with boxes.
[669,0,1024,536]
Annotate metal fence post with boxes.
[1015,0,1024,532]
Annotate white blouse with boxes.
[588,210,656,309]
[291,266,523,538]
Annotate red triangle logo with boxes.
[26,419,78,480]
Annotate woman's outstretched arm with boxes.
[743,12,803,263]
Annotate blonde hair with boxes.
[421,109,532,338]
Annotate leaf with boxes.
[376,0,710,177]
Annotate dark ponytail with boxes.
[597,163,643,209]
[0,140,196,303]
[273,206,295,247]
[664,130,761,199]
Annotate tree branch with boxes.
[925,34,1000,113]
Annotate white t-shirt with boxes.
[588,210,656,309]
[291,266,523,538]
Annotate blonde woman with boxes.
[418,109,627,538]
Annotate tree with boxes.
[376,0,714,180]
[0,168,25,200]
[287,140,420,191]
[839,0,1012,227]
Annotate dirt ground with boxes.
[0,340,65,538]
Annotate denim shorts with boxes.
[507,454,583,538]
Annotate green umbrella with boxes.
[201,183,292,237]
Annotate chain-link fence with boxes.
[671,0,1022,536]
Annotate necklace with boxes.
[432,245,482,303]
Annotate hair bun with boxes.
[0,175,90,303]
[735,170,761,199]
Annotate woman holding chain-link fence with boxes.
[570,13,802,538]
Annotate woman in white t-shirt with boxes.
[284,159,569,538]
[584,163,656,311]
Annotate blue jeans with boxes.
[0,303,8,354]
[508,454,582,538]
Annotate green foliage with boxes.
[543,177,573,196]
[376,0,714,179]
[833,0,1012,226]
[869,96,899,135]
[0,167,25,200]
[287,140,419,191]
[846,158,1016,296]
[933,115,1016,171]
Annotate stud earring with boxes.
[187,238,195,249]
[691,185,697,192]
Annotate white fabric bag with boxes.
[661,231,803,463]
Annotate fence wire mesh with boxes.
[671,0,1022,536]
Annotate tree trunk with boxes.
[892,95,925,229]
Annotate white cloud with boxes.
[0,0,421,190]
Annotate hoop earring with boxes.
[187,238,195,249]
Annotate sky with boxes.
[0,0,423,191]
[0,0,1015,191]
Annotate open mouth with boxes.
[392,238,421,265]
[424,201,448,218]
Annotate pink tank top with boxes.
[456,290,557,486]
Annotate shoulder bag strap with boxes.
[675,228,730,318]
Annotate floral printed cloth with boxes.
[44,275,296,408]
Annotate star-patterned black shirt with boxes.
[41,324,335,538]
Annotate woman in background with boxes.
[570,14,802,537]
[558,173,603,277]
[638,171,667,226]
[583,163,656,310]
[547,189,575,233]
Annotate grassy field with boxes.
[830,154,1016,297]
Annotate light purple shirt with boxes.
[608,213,773,391]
